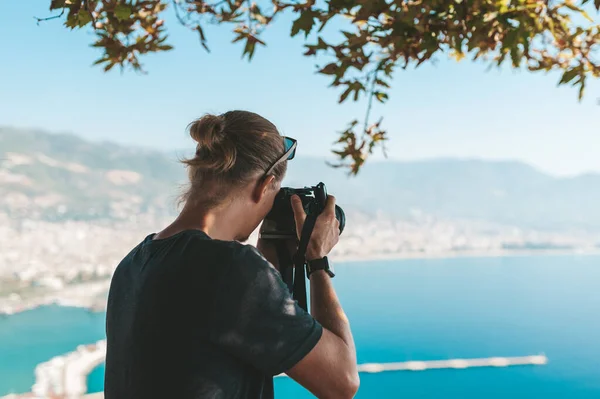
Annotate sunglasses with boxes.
[264,136,297,178]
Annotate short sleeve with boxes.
[209,244,322,376]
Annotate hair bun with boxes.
[186,113,236,174]
[189,114,226,151]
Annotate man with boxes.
[105,111,359,398]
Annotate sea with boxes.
[1,254,599,398]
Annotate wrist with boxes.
[305,251,325,262]
[308,269,329,280]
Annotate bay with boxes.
[0,305,105,395]
[2,255,599,397]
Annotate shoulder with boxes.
[174,231,261,265]
[216,242,286,297]
[228,243,277,277]
[234,243,270,264]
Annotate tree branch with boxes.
[362,71,377,134]
[247,0,253,31]
[172,0,191,27]
[34,9,65,25]
[84,0,97,27]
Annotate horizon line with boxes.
[1,124,597,179]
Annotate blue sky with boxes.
[1,1,599,176]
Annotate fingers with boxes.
[290,195,306,237]
[290,195,305,218]
[323,194,336,216]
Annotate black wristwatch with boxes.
[306,256,335,279]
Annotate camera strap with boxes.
[291,213,318,312]
[275,241,294,294]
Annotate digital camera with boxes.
[260,182,345,240]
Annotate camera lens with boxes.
[335,205,345,235]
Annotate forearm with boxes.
[310,271,357,366]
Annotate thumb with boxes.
[290,195,306,238]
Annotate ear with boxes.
[252,175,276,204]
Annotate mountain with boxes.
[287,157,600,231]
[0,127,184,221]
[1,126,598,231]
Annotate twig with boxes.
[34,9,65,25]
[84,0,97,27]
[362,70,377,134]
[172,0,191,27]
[247,0,253,31]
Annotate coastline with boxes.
[0,280,110,317]
[0,341,106,399]
[0,338,548,399]
[3,248,600,317]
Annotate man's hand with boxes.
[290,194,340,261]
[286,194,359,398]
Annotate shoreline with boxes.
[3,249,600,318]
[0,341,548,399]
[0,340,106,399]
[0,280,110,317]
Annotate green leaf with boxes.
[232,32,246,44]
[318,63,337,75]
[114,4,132,22]
[241,35,265,61]
[510,46,522,68]
[559,68,579,85]
[77,11,92,27]
[65,12,78,28]
[339,86,352,103]
[243,40,256,60]
[374,92,388,103]
[503,29,519,50]
[577,75,586,101]
[197,26,210,52]
[50,0,66,11]
[496,51,508,67]
[375,78,390,88]
[291,11,316,38]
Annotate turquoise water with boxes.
[0,305,106,395]
[2,255,600,397]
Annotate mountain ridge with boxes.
[1,126,597,231]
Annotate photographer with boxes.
[104,111,359,399]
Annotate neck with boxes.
[157,198,249,242]
[185,200,245,241]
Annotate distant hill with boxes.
[287,157,600,231]
[1,126,598,231]
[0,127,184,221]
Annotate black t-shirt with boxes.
[104,230,322,399]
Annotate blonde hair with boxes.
[180,110,287,207]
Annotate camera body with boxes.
[260,182,345,240]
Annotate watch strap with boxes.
[306,256,335,278]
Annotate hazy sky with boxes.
[1,1,599,176]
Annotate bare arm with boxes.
[285,195,359,399]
